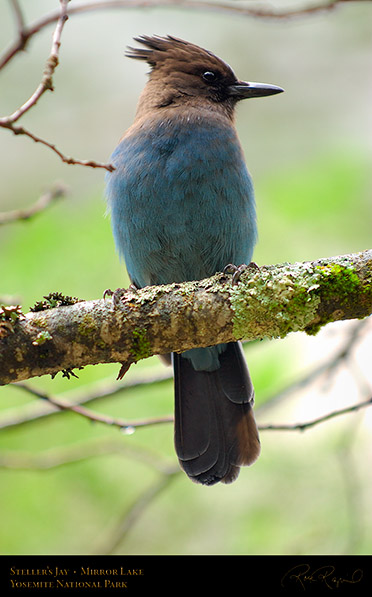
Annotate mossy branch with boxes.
[1,249,371,385]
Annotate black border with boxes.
[0,555,370,595]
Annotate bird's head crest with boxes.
[126,35,235,79]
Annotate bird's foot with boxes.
[103,285,138,308]
[103,288,114,299]
[223,262,259,285]
[103,291,134,379]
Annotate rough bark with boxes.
[1,249,371,385]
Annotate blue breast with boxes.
[105,113,257,289]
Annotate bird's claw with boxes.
[103,288,114,299]
[223,262,259,285]
[103,285,138,308]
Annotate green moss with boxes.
[131,327,152,361]
[229,258,371,341]
[78,314,97,338]
[0,304,24,322]
[30,292,81,312]
[77,314,106,349]
[0,304,25,336]
[315,263,362,303]
[32,331,52,346]
[31,317,48,328]
[229,264,321,341]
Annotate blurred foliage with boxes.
[0,0,371,555]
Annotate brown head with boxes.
[126,35,283,120]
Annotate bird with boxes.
[105,35,283,485]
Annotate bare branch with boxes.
[0,439,128,470]
[0,0,114,172]
[96,470,180,555]
[9,0,27,47]
[0,122,115,171]
[13,383,173,431]
[0,437,175,472]
[258,318,370,413]
[9,376,372,435]
[260,397,372,432]
[0,183,67,225]
[1,249,371,385]
[0,0,367,71]
[0,0,69,124]
[0,368,172,430]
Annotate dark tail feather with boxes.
[173,342,260,485]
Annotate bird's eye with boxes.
[202,71,217,83]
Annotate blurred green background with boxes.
[0,0,371,555]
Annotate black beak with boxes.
[228,80,284,99]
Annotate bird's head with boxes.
[126,35,283,118]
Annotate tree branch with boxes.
[0,0,367,71]
[0,0,69,123]
[1,249,371,385]
[11,383,173,431]
[258,318,370,413]
[10,376,372,435]
[0,0,114,172]
[8,0,27,53]
[0,183,67,225]
[0,368,172,430]
[96,470,180,555]
[0,122,115,171]
[260,396,372,432]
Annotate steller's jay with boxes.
[105,35,283,485]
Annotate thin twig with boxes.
[96,470,180,555]
[259,397,372,432]
[15,383,173,431]
[0,0,69,125]
[0,437,175,473]
[0,0,114,172]
[1,368,172,430]
[0,183,68,225]
[257,319,370,413]
[0,0,363,71]
[0,122,115,171]
[9,370,372,436]
[19,383,372,433]
[0,439,121,470]
[9,0,27,49]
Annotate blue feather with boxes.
[106,112,257,291]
